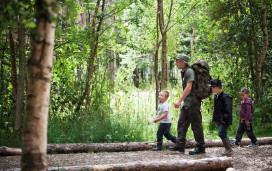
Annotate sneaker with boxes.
[152,147,162,151]
[231,141,240,146]
[248,142,258,147]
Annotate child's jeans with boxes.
[218,124,229,139]
[235,119,257,143]
[157,123,176,142]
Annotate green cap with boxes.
[176,54,190,63]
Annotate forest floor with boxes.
[1,145,272,170]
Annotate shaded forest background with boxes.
[1,0,272,148]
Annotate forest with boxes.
[0,0,272,170]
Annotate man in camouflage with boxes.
[168,54,205,155]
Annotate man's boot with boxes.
[189,147,206,155]
[171,138,177,144]
[152,141,163,151]
[168,145,184,153]
[222,138,233,156]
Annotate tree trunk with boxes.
[249,2,259,101]
[76,0,106,113]
[15,7,26,131]
[158,0,166,91]
[3,137,272,156]
[155,12,160,111]
[133,68,139,88]
[166,60,170,81]
[109,50,116,85]
[8,28,17,100]
[21,0,57,170]
[255,7,268,103]
[85,0,101,113]
[151,43,155,82]
[48,157,233,171]
[0,38,7,108]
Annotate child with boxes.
[231,87,258,146]
[152,90,177,151]
[208,78,233,156]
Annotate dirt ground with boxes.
[1,145,272,171]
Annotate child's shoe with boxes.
[152,142,162,151]
[231,141,240,146]
[152,146,162,151]
[248,142,258,147]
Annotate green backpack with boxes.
[191,59,212,99]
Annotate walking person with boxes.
[168,54,205,155]
[232,87,258,147]
[152,90,177,151]
[208,78,233,156]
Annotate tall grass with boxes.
[47,85,219,144]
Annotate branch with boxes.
[166,1,198,33]
[165,0,174,31]
[54,40,72,49]
[99,22,115,36]
[170,0,189,18]
[103,1,135,20]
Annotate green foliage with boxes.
[1,0,272,148]
[254,92,272,125]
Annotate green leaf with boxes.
[25,22,36,28]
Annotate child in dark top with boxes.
[208,78,233,156]
[231,87,258,146]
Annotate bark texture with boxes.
[15,5,26,130]
[8,29,17,100]
[255,7,268,102]
[154,13,160,111]
[85,0,101,113]
[157,0,166,91]
[48,157,233,171]
[2,137,272,156]
[21,0,57,170]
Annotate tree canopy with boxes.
[0,0,271,150]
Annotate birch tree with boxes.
[21,0,57,170]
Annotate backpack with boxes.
[191,59,212,100]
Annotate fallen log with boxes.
[48,157,233,171]
[1,137,272,156]
[0,146,21,156]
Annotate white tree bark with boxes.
[21,0,57,170]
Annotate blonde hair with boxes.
[161,90,169,98]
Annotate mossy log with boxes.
[1,137,272,156]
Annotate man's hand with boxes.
[174,101,181,108]
[175,81,192,109]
